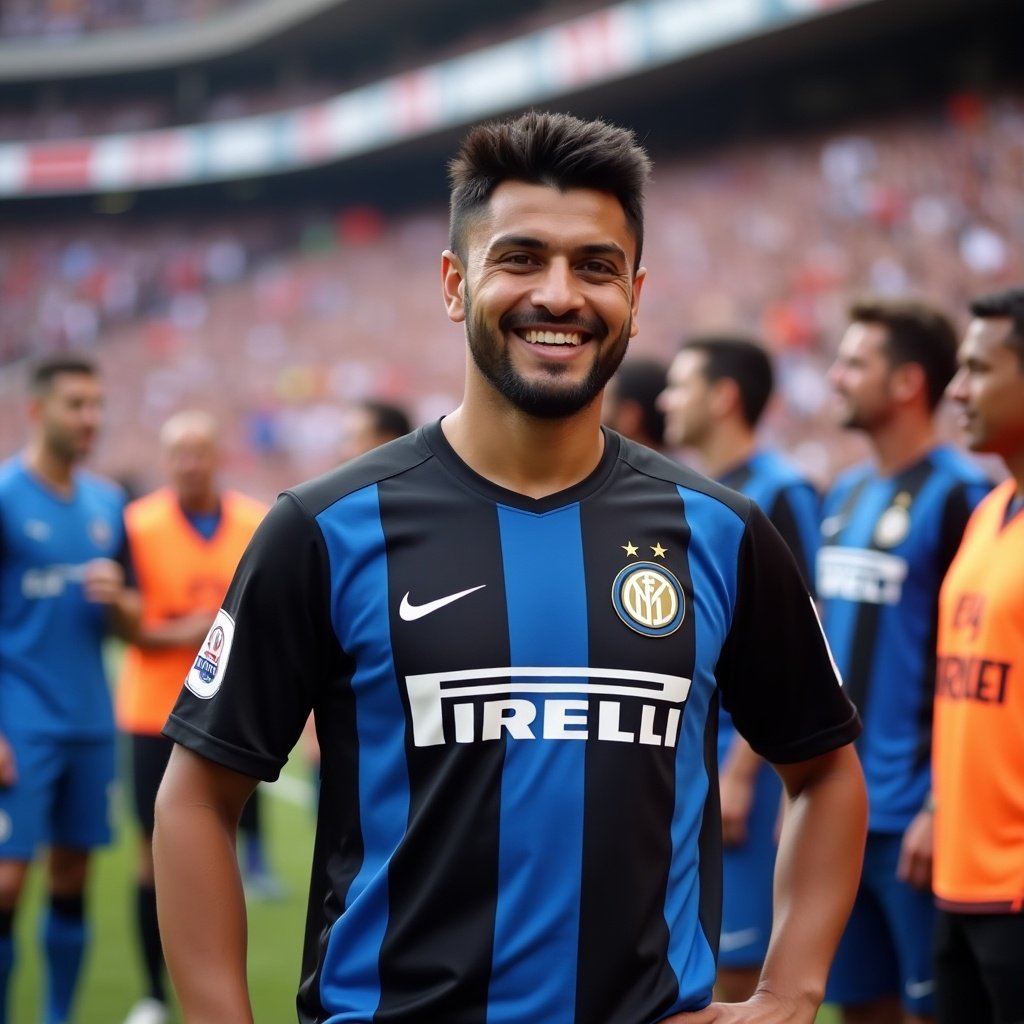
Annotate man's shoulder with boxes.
[928,445,992,489]
[286,428,433,519]
[615,436,752,522]
[749,449,818,492]
[0,455,24,495]
[75,468,127,508]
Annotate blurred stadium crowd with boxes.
[0,0,1021,503]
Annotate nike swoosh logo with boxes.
[905,980,935,1000]
[718,927,760,953]
[399,585,486,621]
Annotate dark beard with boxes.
[464,292,630,419]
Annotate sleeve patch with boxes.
[185,608,236,699]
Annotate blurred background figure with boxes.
[338,399,413,462]
[818,297,992,1024]
[933,287,1024,1024]
[659,333,820,1002]
[115,409,272,1024]
[0,356,139,1024]
[602,356,669,451]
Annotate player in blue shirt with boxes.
[0,355,139,1024]
[819,298,991,1024]
[154,110,867,1024]
[659,333,821,1003]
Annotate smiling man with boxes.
[153,110,866,1024]
[933,287,1024,1024]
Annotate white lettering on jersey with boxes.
[404,666,690,747]
[816,546,908,605]
[20,562,90,599]
[185,608,236,699]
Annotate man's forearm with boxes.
[154,762,255,1023]
[759,745,867,1013]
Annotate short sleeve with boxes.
[716,504,860,764]
[163,492,345,781]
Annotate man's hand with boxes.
[0,734,18,788]
[661,988,820,1022]
[897,808,933,891]
[720,769,755,846]
[82,557,126,606]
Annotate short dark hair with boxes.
[610,357,667,444]
[28,354,98,397]
[448,109,651,272]
[848,296,958,410]
[363,400,411,440]
[968,287,1024,370]
[678,334,774,428]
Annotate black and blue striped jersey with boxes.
[716,449,821,774]
[718,450,820,594]
[816,446,990,834]
[167,421,859,1024]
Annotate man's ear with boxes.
[709,376,741,419]
[891,361,927,405]
[628,267,646,338]
[442,249,467,324]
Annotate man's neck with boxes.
[178,492,220,517]
[24,442,75,494]
[1004,451,1024,501]
[697,423,757,479]
[442,399,606,500]
[867,413,937,477]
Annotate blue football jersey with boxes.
[817,446,990,832]
[0,455,128,740]
[167,424,859,1024]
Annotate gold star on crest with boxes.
[622,541,639,557]
[651,543,667,558]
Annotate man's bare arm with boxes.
[154,745,258,1024]
[664,743,867,1023]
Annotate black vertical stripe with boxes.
[374,464,510,1024]
[575,470,696,1024]
[767,489,814,590]
[843,460,934,723]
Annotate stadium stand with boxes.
[0,0,1021,502]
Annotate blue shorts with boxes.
[826,831,936,1015]
[0,734,116,859]
[719,761,781,969]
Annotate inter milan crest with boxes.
[612,543,685,637]
[874,491,912,548]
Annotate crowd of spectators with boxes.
[0,0,249,40]
[0,89,1020,502]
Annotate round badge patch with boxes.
[186,608,235,699]
[612,561,685,637]
[874,504,911,548]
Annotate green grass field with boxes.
[11,762,315,1023]
[8,755,839,1023]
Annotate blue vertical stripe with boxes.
[664,487,743,1005]
[488,503,589,1023]
[317,485,409,1019]
[821,478,893,676]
